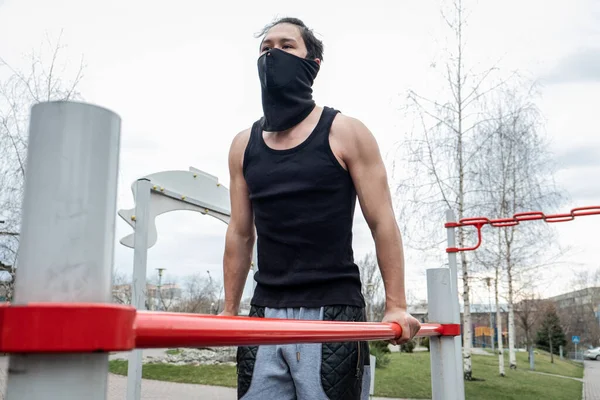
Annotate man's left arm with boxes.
[338,117,421,344]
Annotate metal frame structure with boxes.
[0,101,467,400]
[444,204,600,394]
[116,167,258,399]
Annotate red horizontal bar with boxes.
[513,211,545,222]
[544,213,575,223]
[134,313,457,348]
[0,304,460,353]
[0,303,135,353]
[571,206,600,217]
[135,312,403,347]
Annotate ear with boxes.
[314,58,321,65]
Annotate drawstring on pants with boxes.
[292,307,305,362]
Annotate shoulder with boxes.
[228,127,252,170]
[331,113,375,143]
[230,127,252,151]
[330,113,379,160]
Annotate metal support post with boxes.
[428,268,464,400]
[6,101,121,400]
[445,210,466,399]
[127,178,152,400]
[530,346,535,370]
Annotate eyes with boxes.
[261,44,294,53]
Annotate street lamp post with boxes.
[156,268,166,311]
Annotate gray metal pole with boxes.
[6,101,121,400]
[127,178,152,400]
[559,345,563,360]
[445,209,465,399]
[428,268,464,400]
[529,346,535,370]
[157,267,166,311]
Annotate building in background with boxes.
[548,287,600,349]
[112,282,183,311]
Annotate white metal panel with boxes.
[118,167,231,249]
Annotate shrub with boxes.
[422,337,430,352]
[401,340,416,353]
[369,346,391,369]
[370,340,391,354]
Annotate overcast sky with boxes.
[1,0,599,303]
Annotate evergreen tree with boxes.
[536,304,566,362]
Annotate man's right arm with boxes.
[222,128,255,316]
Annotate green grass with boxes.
[525,350,583,378]
[109,360,237,388]
[108,349,584,399]
[165,349,183,355]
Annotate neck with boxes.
[267,106,323,135]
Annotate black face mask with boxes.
[257,48,320,132]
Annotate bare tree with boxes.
[395,0,514,379]
[111,269,132,305]
[515,295,547,360]
[357,252,383,321]
[171,273,222,314]
[471,81,563,370]
[0,31,85,301]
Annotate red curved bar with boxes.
[446,205,600,253]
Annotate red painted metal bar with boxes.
[134,312,458,348]
[445,205,600,253]
[0,303,460,353]
[0,303,136,353]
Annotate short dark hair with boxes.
[256,17,324,61]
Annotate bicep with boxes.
[345,123,395,230]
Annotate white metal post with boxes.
[369,354,376,398]
[127,178,152,400]
[428,268,465,400]
[445,209,466,399]
[6,101,121,400]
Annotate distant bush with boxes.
[370,340,391,354]
[370,346,391,369]
[422,337,430,352]
[401,340,416,353]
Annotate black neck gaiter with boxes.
[257,49,320,132]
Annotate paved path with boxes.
[528,370,583,382]
[584,360,600,400]
[0,356,403,400]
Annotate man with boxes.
[221,17,421,400]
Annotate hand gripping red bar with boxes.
[0,303,460,353]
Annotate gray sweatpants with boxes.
[237,306,371,400]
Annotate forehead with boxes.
[262,23,303,43]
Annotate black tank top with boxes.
[243,106,365,308]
